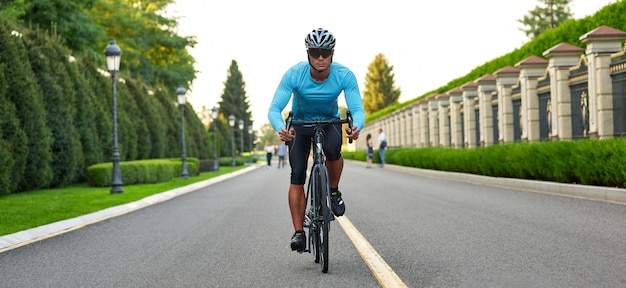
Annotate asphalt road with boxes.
[1,162,626,287]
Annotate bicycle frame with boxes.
[285,111,353,273]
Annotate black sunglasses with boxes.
[308,49,332,59]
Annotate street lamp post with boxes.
[238,119,244,156]
[177,86,188,179]
[247,125,254,163]
[212,106,219,172]
[248,125,253,152]
[229,115,236,167]
[104,40,124,194]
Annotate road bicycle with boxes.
[285,111,353,273]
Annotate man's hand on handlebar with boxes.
[279,127,295,142]
[346,126,360,141]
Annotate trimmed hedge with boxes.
[87,158,200,187]
[343,138,626,188]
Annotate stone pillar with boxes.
[437,93,451,147]
[448,87,464,148]
[543,42,585,140]
[411,104,420,147]
[494,66,520,143]
[580,25,626,139]
[399,110,407,147]
[476,75,497,146]
[516,56,548,142]
[428,96,440,147]
[391,114,399,147]
[420,100,430,147]
[395,112,402,147]
[395,113,402,146]
[462,82,478,148]
[404,109,412,147]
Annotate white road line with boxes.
[336,216,409,288]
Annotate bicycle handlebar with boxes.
[285,111,354,144]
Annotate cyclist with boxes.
[268,28,365,252]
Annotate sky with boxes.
[166,0,617,129]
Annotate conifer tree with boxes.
[0,66,28,194]
[0,19,53,191]
[362,53,401,116]
[518,0,573,39]
[23,30,83,187]
[218,60,252,154]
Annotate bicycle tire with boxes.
[312,227,320,263]
[318,166,330,273]
[310,167,321,264]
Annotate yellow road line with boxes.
[336,216,409,288]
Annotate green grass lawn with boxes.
[0,166,247,236]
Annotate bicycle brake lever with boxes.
[285,111,293,145]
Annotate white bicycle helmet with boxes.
[305,28,336,50]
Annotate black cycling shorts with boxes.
[287,123,343,185]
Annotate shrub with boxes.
[349,138,626,188]
[86,158,200,187]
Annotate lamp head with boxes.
[176,86,186,106]
[104,40,122,72]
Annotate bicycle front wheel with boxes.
[317,166,330,273]
[309,168,321,264]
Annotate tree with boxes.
[0,18,53,191]
[0,1,29,20]
[0,63,28,194]
[217,60,253,153]
[2,0,198,95]
[86,0,196,95]
[77,55,114,164]
[362,53,401,116]
[518,0,573,40]
[23,29,83,187]
[56,37,104,180]
[22,0,104,55]
[125,78,162,159]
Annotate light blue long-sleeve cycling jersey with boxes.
[268,61,365,132]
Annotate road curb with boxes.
[353,161,626,205]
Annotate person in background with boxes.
[277,142,286,168]
[378,128,387,167]
[264,142,274,169]
[366,133,373,168]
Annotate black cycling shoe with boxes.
[290,230,306,252]
[331,191,345,216]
